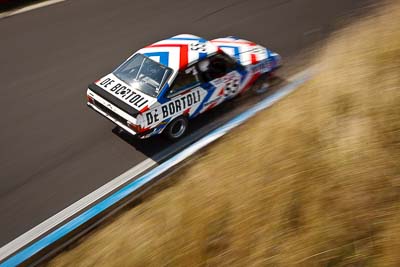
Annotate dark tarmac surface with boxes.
[0,0,373,246]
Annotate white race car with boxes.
[87,34,281,140]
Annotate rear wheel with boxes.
[164,116,189,141]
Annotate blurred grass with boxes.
[49,2,400,266]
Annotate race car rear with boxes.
[87,83,143,136]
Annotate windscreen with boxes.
[113,53,172,97]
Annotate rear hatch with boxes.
[88,73,157,117]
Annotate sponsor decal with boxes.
[250,59,272,73]
[142,89,202,126]
[204,97,220,108]
[222,75,240,97]
[98,77,149,110]
[210,72,241,98]
[190,42,207,52]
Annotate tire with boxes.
[164,116,189,140]
[251,73,271,95]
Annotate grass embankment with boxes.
[50,2,400,266]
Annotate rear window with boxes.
[113,53,172,97]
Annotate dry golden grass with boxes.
[49,2,400,266]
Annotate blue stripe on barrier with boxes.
[0,71,311,267]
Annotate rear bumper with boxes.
[87,102,137,136]
[87,88,139,136]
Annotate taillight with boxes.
[127,121,149,133]
[127,121,141,133]
[87,95,95,104]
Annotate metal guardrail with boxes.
[0,70,311,267]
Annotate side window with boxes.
[168,66,199,96]
[198,53,237,82]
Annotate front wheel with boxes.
[164,116,189,141]
[251,73,271,95]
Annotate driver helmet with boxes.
[198,59,210,72]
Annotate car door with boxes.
[161,66,207,120]
[196,52,243,113]
[138,66,208,130]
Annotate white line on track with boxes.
[0,0,65,19]
[0,68,313,262]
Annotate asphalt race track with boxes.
[0,0,373,247]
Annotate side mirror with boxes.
[166,90,177,99]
